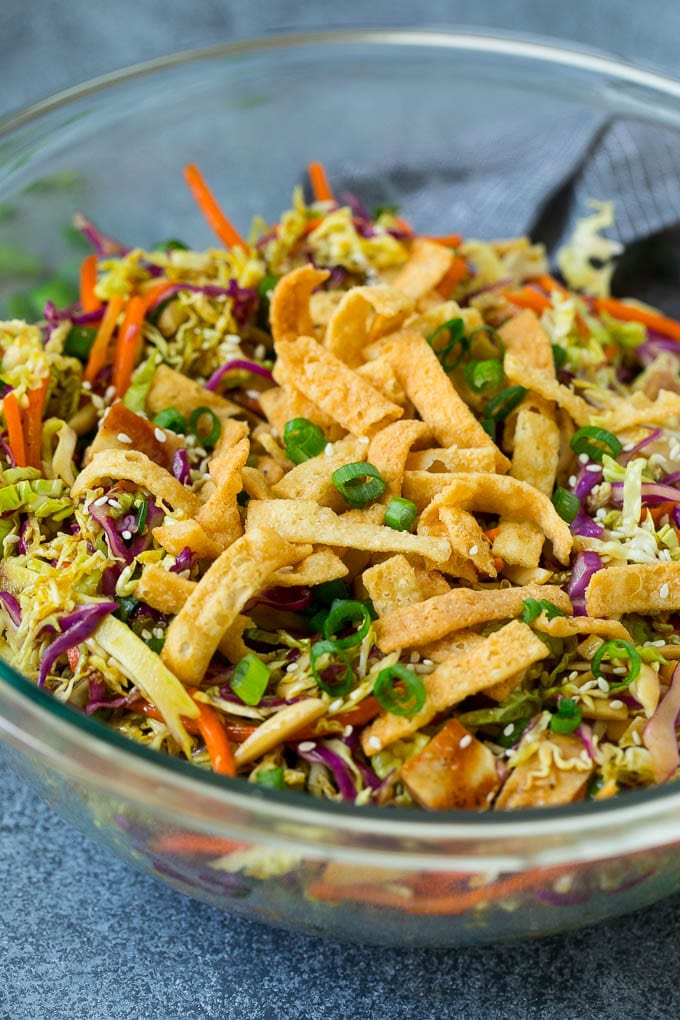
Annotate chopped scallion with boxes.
[384,496,417,532]
[230,652,270,706]
[332,461,386,509]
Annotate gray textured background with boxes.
[3,3,680,1018]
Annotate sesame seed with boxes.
[610,699,624,709]
[3,534,19,545]
[154,428,167,443]
[597,677,610,692]
[254,344,266,360]
[117,432,133,444]
[633,730,642,745]
[324,443,334,456]
[298,741,316,752]
[502,724,514,736]
[421,658,433,666]
[358,436,370,445]
[586,464,602,473]
[368,736,381,750]
[349,688,362,701]
[285,662,297,673]
[578,453,589,465]
[329,699,343,712]
[141,629,152,641]
[105,386,117,402]
[108,499,122,510]
[468,544,479,556]
[343,725,353,738]
[660,583,670,599]
[568,475,576,487]
[81,380,92,391]
[622,442,635,452]
[409,652,419,663]
[91,395,105,410]
[459,734,472,749]
[120,530,132,541]
[93,495,108,507]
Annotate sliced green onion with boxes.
[484,385,528,421]
[496,716,530,748]
[282,417,325,464]
[373,664,426,717]
[188,406,221,448]
[481,418,496,439]
[136,500,148,532]
[552,486,580,524]
[521,597,566,623]
[115,596,138,623]
[384,496,417,532]
[549,697,583,734]
[552,344,567,372]
[570,426,623,463]
[467,324,505,359]
[426,317,468,372]
[230,652,270,706]
[464,358,504,393]
[312,579,351,607]
[310,639,354,696]
[591,639,641,690]
[322,599,372,650]
[255,767,286,789]
[257,273,280,299]
[64,325,97,361]
[152,406,187,434]
[332,461,386,509]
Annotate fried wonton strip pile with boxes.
[325,285,414,366]
[498,309,555,375]
[147,365,240,423]
[272,436,368,508]
[592,389,680,431]
[361,620,548,753]
[161,527,311,683]
[504,351,592,426]
[392,238,454,300]
[374,583,572,653]
[71,449,201,518]
[585,562,680,617]
[270,264,330,344]
[366,420,430,498]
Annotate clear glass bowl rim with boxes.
[3,28,680,865]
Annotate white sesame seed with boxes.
[421,658,433,666]
[93,495,108,507]
[324,443,334,456]
[329,699,343,713]
[633,730,642,745]
[568,475,576,487]
[349,688,362,702]
[116,432,133,444]
[81,380,92,391]
[459,734,472,749]
[597,677,610,692]
[141,629,152,641]
[502,724,514,736]
[578,453,589,465]
[610,699,624,709]
[586,464,602,473]
[254,344,266,360]
[120,530,132,541]
[468,544,479,556]
[298,741,316,752]
[91,395,105,410]
[409,652,419,663]
[105,386,117,402]
[154,427,167,443]
[285,662,297,673]
[660,583,670,599]
[358,436,370,445]
[622,442,635,452]
[343,725,354,738]
[3,534,19,546]
[368,736,381,750]
[108,499,122,510]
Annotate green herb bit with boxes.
[255,767,286,790]
[426,317,468,372]
[549,696,583,734]
[282,417,325,464]
[322,599,372,650]
[230,652,270,706]
[521,598,567,624]
[64,325,98,361]
[591,639,641,690]
[373,664,426,717]
[332,461,386,509]
[552,344,567,372]
[496,716,531,748]
[463,358,504,393]
[484,385,528,422]
[384,496,417,532]
[570,426,623,463]
[152,407,187,434]
[552,486,580,524]
[188,406,221,448]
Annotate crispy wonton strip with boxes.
[269,548,348,586]
[234,699,328,766]
[196,437,248,549]
[498,309,554,375]
[585,562,680,617]
[425,473,572,564]
[437,506,497,576]
[274,337,403,437]
[246,499,451,562]
[240,465,273,501]
[152,518,223,560]
[162,527,310,684]
[71,449,201,518]
[383,333,509,470]
[392,238,453,300]
[272,436,367,509]
[366,420,430,498]
[361,620,548,754]
[374,582,572,653]
[592,389,680,432]
[361,555,426,617]
[504,351,591,427]
[324,285,414,367]
[136,565,253,663]
[405,447,497,473]
[146,364,240,423]
[355,358,407,407]
[259,383,343,438]
[535,614,633,643]
[270,265,330,345]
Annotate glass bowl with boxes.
[3,30,680,946]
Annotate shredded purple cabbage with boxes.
[296,743,359,801]
[204,358,273,392]
[172,448,191,485]
[637,336,680,367]
[84,675,127,715]
[610,481,680,506]
[38,601,118,687]
[0,591,21,626]
[146,280,258,327]
[567,551,604,615]
[170,546,194,574]
[73,212,128,256]
[249,586,312,612]
[620,427,662,464]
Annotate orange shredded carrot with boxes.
[492,557,505,574]
[595,296,680,343]
[436,256,470,299]
[3,391,26,468]
[112,295,145,396]
[422,233,463,247]
[79,253,101,313]
[132,697,257,745]
[182,163,247,250]
[84,295,125,384]
[484,527,500,542]
[307,161,334,204]
[148,833,246,856]
[506,287,552,313]
[647,502,678,526]
[393,215,415,236]
[139,280,174,316]
[24,379,49,470]
[189,691,236,777]
[295,695,383,741]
